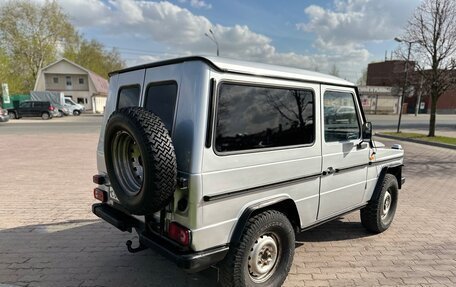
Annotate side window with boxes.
[323,91,360,142]
[215,83,314,153]
[145,82,178,132]
[117,85,140,109]
[20,102,31,108]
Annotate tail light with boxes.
[93,188,107,202]
[168,222,191,246]
[93,174,107,185]
[48,106,55,111]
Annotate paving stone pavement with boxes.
[1,132,455,287]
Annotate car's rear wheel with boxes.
[104,107,177,215]
[41,112,50,120]
[218,210,295,287]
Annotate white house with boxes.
[34,58,109,113]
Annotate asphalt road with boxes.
[0,114,103,135]
[1,113,454,135]
[366,114,455,131]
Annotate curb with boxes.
[375,133,456,150]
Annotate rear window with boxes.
[144,82,178,132]
[117,85,140,109]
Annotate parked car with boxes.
[54,104,70,117]
[11,101,57,120]
[92,56,405,287]
[0,109,9,122]
[64,97,85,116]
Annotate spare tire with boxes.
[104,107,177,215]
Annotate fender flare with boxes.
[229,196,300,245]
[371,164,403,202]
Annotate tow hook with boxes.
[126,239,147,253]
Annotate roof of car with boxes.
[109,56,354,87]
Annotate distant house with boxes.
[34,58,109,113]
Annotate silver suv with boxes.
[92,56,405,286]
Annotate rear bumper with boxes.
[0,115,9,122]
[92,203,229,272]
[401,177,405,185]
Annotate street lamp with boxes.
[394,37,420,133]
[205,28,219,56]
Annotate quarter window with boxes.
[117,85,140,109]
[215,83,314,153]
[323,91,360,142]
[145,82,178,132]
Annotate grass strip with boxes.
[383,132,456,145]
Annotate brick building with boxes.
[366,60,456,114]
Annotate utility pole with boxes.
[415,75,424,116]
[394,37,419,133]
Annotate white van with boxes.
[92,56,405,286]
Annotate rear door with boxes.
[318,85,369,219]
[19,102,32,116]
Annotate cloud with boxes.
[49,0,417,81]
[297,0,419,52]
[179,0,212,9]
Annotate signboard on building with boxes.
[1,83,10,104]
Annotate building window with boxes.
[79,78,84,85]
[66,76,72,86]
[84,98,88,104]
[53,77,58,84]
[77,97,84,104]
[215,83,315,153]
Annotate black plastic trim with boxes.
[139,233,228,273]
[370,157,404,165]
[334,163,369,174]
[92,203,228,272]
[205,79,216,148]
[230,197,297,244]
[203,173,321,202]
[301,204,367,232]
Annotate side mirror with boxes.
[362,122,373,141]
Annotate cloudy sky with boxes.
[50,0,421,82]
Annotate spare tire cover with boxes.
[104,107,177,215]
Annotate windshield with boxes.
[65,99,77,105]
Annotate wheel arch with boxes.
[371,164,403,202]
[230,197,301,245]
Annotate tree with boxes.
[329,64,340,77]
[357,68,367,86]
[404,0,456,137]
[0,0,77,93]
[64,39,125,78]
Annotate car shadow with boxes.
[0,220,218,287]
[0,217,376,286]
[295,218,374,245]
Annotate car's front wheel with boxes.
[361,174,398,233]
[9,111,16,119]
[73,110,81,116]
[218,210,295,287]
